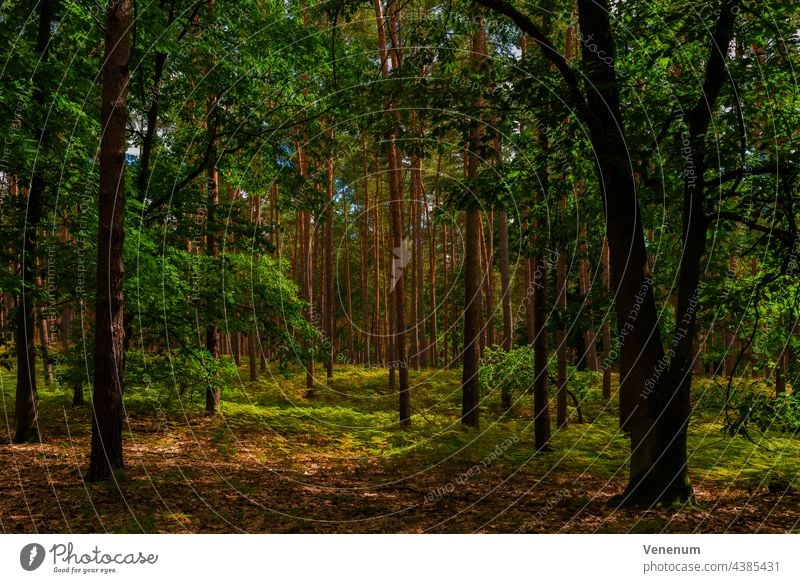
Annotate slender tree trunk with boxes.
[37,308,54,385]
[449,219,459,367]
[389,137,409,423]
[601,238,612,399]
[532,252,551,449]
[302,208,315,392]
[409,187,419,370]
[296,140,315,393]
[462,210,482,428]
[249,329,258,382]
[373,162,382,365]
[461,19,486,428]
[13,0,55,444]
[556,205,568,429]
[231,332,240,366]
[324,151,335,378]
[414,159,427,368]
[344,198,355,364]
[87,0,131,480]
[205,163,220,413]
[775,355,785,395]
[375,0,409,422]
[428,166,441,366]
[441,223,449,366]
[579,227,598,370]
[361,135,371,365]
[498,211,513,409]
[484,211,495,350]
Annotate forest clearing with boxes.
[2,365,798,533]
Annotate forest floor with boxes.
[1,364,799,533]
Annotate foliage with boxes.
[728,391,800,436]
[479,345,535,401]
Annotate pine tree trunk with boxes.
[324,152,335,378]
[343,198,355,364]
[248,329,258,382]
[462,19,486,428]
[428,167,440,366]
[532,253,551,449]
[204,163,221,414]
[361,134,371,365]
[389,136,409,423]
[498,210,513,409]
[13,0,55,444]
[556,210,568,429]
[37,308,54,385]
[87,0,131,479]
[484,211,495,350]
[462,210,482,428]
[601,238,612,399]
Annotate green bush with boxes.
[731,392,800,435]
[567,367,601,402]
[479,345,535,407]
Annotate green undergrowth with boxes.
[1,362,799,492]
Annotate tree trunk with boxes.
[324,151,335,378]
[248,329,258,382]
[36,309,54,385]
[498,210,513,410]
[483,211,495,350]
[389,136,409,423]
[461,17,487,428]
[360,134,372,366]
[296,139,315,393]
[375,0,409,422]
[462,210,482,428]
[556,219,568,429]
[414,157,427,368]
[343,196,355,364]
[204,163,221,414]
[87,0,131,480]
[532,253,551,449]
[601,238,612,399]
[13,0,56,444]
[428,166,441,366]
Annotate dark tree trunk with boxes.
[461,20,487,428]
[601,239,612,399]
[343,199,355,363]
[374,0,408,420]
[575,0,686,504]
[775,357,785,395]
[532,253,551,450]
[230,332,240,366]
[302,208,315,393]
[462,210,482,428]
[137,52,166,201]
[556,231,568,429]
[389,136,410,424]
[87,0,131,481]
[484,212,495,351]
[13,0,56,444]
[621,0,740,507]
[205,162,220,414]
[324,153,335,378]
[295,140,315,394]
[498,210,513,410]
[72,381,85,408]
[360,135,372,365]
[14,173,43,443]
